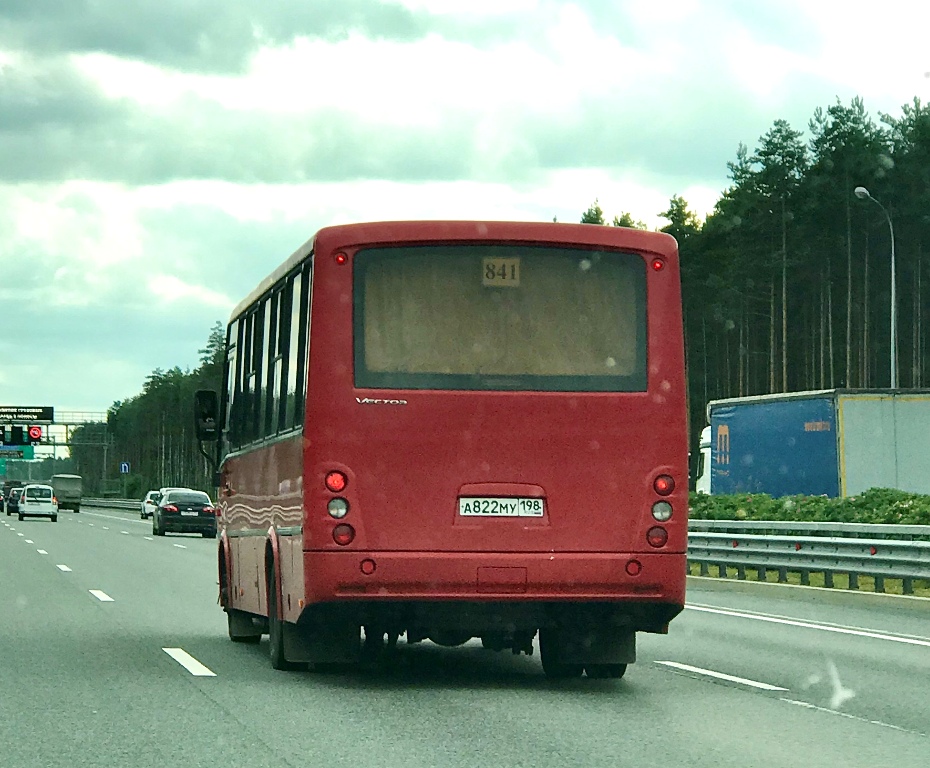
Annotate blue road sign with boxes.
[120,461,131,474]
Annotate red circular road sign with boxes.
[28,425,42,441]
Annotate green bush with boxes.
[689,488,930,526]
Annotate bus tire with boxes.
[585,664,627,679]
[538,629,583,679]
[267,566,300,671]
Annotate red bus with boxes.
[196,220,688,679]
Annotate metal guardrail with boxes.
[83,498,138,510]
[689,519,930,540]
[689,519,930,594]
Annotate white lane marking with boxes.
[173,543,187,549]
[102,526,109,530]
[56,564,72,572]
[143,536,153,541]
[687,604,930,648]
[17,532,23,537]
[81,510,149,526]
[88,523,94,527]
[37,549,48,555]
[656,661,788,691]
[162,648,216,677]
[690,601,930,641]
[781,698,928,737]
[121,531,129,535]
[89,590,114,602]
[25,539,33,544]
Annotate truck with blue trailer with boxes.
[694,389,930,497]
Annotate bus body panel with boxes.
[301,222,686,630]
[303,222,687,560]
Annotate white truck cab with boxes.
[695,426,711,494]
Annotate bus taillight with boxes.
[325,471,347,493]
[333,524,355,546]
[646,526,668,548]
[653,475,674,495]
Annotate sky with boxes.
[1,0,928,414]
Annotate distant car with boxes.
[3,481,25,514]
[140,490,161,519]
[6,487,24,516]
[17,484,58,522]
[152,489,217,538]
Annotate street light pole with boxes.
[854,186,897,389]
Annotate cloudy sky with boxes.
[1,0,927,414]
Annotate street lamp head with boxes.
[854,186,871,200]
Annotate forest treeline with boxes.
[70,95,930,494]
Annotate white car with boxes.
[140,490,161,519]
[18,484,58,522]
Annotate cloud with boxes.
[0,0,432,74]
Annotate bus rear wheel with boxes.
[585,664,627,679]
[538,629,583,679]
[227,609,262,644]
[267,567,303,671]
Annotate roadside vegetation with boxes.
[689,488,930,526]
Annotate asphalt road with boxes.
[1,505,928,768]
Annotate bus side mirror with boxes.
[194,390,219,442]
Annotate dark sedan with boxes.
[6,487,24,516]
[152,489,217,538]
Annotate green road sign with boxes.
[0,459,6,474]
[0,446,34,460]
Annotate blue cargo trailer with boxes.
[695,390,930,498]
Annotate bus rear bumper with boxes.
[301,550,686,633]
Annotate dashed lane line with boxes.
[655,661,789,691]
[162,648,216,677]
[89,590,114,602]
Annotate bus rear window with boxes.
[353,244,646,392]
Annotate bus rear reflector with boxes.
[325,471,347,493]
[625,559,642,576]
[327,498,349,519]
[646,526,668,548]
[653,475,674,495]
[651,501,673,521]
[360,559,376,575]
[332,524,355,546]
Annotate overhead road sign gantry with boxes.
[0,406,55,424]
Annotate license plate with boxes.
[458,497,545,517]
[181,510,198,516]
